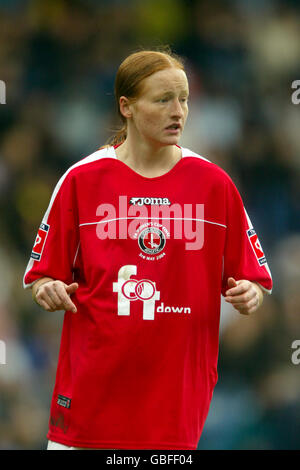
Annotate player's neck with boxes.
[114,138,181,178]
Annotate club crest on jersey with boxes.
[247,229,266,265]
[130,197,171,206]
[31,223,50,261]
[133,222,169,261]
[138,227,166,255]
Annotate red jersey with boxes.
[23,146,272,449]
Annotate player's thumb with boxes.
[66,282,79,295]
[227,277,237,288]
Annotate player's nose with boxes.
[170,98,184,118]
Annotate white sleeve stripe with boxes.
[23,258,35,288]
[180,147,212,163]
[263,260,273,280]
[23,147,116,289]
[243,207,253,230]
[43,147,116,223]
[243,207,273,283]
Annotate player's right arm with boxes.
[32,277,78,313]
[24,167,80,313]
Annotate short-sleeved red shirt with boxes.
[23,146,272,449]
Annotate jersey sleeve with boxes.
[23,170,79,289]
[221,177,273,296]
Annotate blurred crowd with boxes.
[0,0,299,449]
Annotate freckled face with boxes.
[128,68,189,147]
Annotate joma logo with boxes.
[130,197,171,206]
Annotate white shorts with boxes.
[47,440,114,450]
[47,440,83,450]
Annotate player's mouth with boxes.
[165,123,182,134]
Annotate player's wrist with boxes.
[252,282,264,307]
[32,277,54,302]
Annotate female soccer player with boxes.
[23,48,272,450]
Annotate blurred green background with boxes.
[0,0,299,449]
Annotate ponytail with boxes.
[107,124,127,147]
[99,124,127,150]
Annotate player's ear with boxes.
[119,96,133,119]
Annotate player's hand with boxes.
[34,280,78,313]
[224,277,263,315]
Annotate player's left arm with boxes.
[224,277,264,315]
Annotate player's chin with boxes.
[159,134,181,146]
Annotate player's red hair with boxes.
[105,47,185,147]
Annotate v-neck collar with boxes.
[110,145,186,181]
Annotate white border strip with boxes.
[79,217,227,229]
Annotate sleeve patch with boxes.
[247,228,266,266]
[30,223,50,261]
